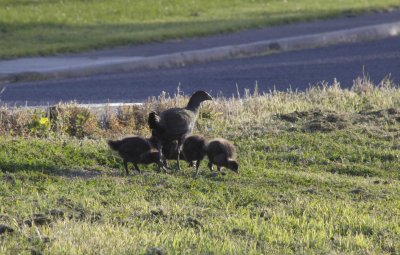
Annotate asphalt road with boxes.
[1,36,400,106]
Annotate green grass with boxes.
[0,0,399,58]
[1,127,400,254]
[0,78,400,254]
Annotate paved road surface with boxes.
[1,36,400,106]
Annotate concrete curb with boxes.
[5,102,143,111]
[1,21,400,85]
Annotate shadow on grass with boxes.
[0,160,120,179]
[325,164,383,177]
[0,161,56,173]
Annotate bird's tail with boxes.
[107,139,123,151]
[148,111,164,135]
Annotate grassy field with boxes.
[0,78,400,254]
[0,0,400,59]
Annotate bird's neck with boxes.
[147,136,159,148]
[186,98,202,112]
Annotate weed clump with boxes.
[49,104,98,138]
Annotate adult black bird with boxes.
[148,90,212,170]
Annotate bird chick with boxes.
[206,138,239,173]
[182,135,207,177]
[108,136,155,175]
[142,139,184,171]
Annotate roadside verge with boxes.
[1,21,399,85]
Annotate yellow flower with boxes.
[39,117,49,126]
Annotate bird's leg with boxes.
[157,157,169,173]
[156,141,164,172]
[176,141,182,171]
[123,160,129,175]
[155,161,165,173]
[193,160,201,178]
[134,163,141,174]
[162,165,169,173]
[208,162,214,172]
[218,166,227,175]
[196,160,201,171]
[163,157,171,170]
[155,159,162,173]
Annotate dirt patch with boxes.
[0,214,10,221]
[57,197,74,209]
[150,208,165,218]
[48,209,65,219]
[186,216,204,230]
[278,113,300,123]
[259,209,273,221]
[278,110,350,132]
[359,109,386,117]
[302,188,318,194]
[67,205,102,223]
[279,108,400,131]
[303,120,336,132]
[387,108,399,115]
[145,247,166,255]
[349,188,364,194]
[1,174,16,185]
[303,113,349,133]
[30,249,45,255]
[55,198,103,222]
[278,111,311,123]
[392,144,400,150]
[355,108,400,125]
[0,224,14,235]
[232,228,247,236]
[326,164,381,177]
[52,169,104,179]
[23,214,52,227]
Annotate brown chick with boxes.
[141,140,184,171]
[182,135,207,177]
[206,138,239,173]
[108,136,156,174]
